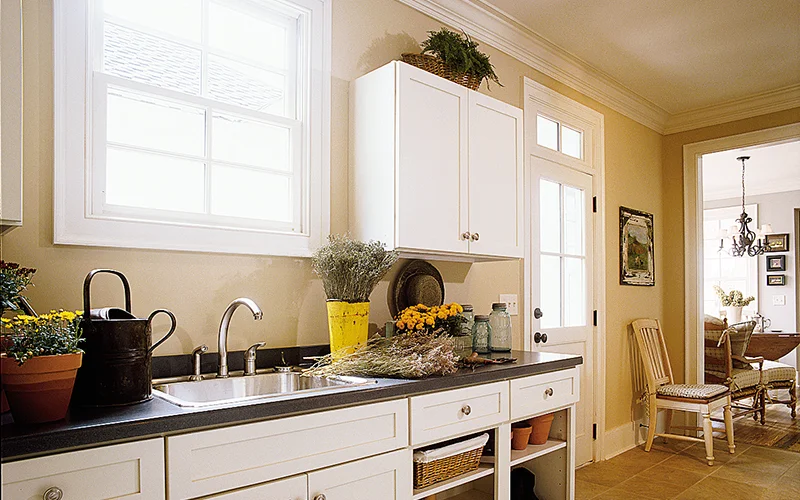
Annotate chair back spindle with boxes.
[632,319,674,391]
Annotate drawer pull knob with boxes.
[545,387,554,397]
[314,495,327,500]
[461,404,472,415]
[43,487,63,500]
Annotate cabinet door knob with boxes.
[461,404,472,415]
[541,333,548,343]
[314,495,327,500]
[470,232,480,241]
[534,332,542,344]
[43,487,63,500]
[544,387,554,397]
[461,232,471,240]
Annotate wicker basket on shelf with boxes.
[412,433,489,489]
[401,53,482,90]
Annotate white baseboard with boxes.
[602,419,644,460]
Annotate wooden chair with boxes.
[632,319,734,465]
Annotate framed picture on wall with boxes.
[766,255,786,272]
[764,233,789,252]
[767,274,786,286]
[619,206,655,286]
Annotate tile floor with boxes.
[576,439,800,499]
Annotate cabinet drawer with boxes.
[308,448,412,500]
[409,381,508,445]
[1,438,165,500]
[510,367,579,420]
[200,474,306,499]
[166,399,408,499]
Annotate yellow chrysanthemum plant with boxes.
[395,302,465,336]
[2,310,84,365]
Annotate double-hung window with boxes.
[55,0,330,256]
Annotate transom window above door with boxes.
[536,115,583,160]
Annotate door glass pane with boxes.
[105,148,205,213]
[207,55,287,116]
[564,257,586,326]
[107,88,205,157]
[563,185,584,256]
[561,125,582,159]
[209,2,288,69]
[540,179,561,253]
[210,166,291,222]
[103,0,202,43]
[212,114,291,170]
[536,115,558,151]
[540,255,561,328]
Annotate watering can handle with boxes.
[147,309,177,354]
[83,269,133,320]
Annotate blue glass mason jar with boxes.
[472,315,491,354]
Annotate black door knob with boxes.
[534,332,542,344]
[534,308,543,319]
[541,333,548,343]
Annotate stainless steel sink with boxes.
[153,371,377,408]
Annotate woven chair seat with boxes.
[657,384,728,399]
[762,361,797,384]
[707,367,761,391]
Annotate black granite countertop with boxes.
[1,350,581,461]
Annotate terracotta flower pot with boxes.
[511,425,532,450]
[1,352,82,424]
[528,412,555,445]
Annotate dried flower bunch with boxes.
[304,331,459,379]
[0,261,36,312]
[395,303,465,336]
[311,235,399,303]
[2,310,84,365]
[713,285,755,307]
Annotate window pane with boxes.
[212,114,290,170]
[540,179,561,253]
[209,2,288,69]
[208,55,287,115]
[537,115,558,151]
[540,255,561,328]
[107,88,205,157]
[562,125,582,159]
[563,185,584,256]
[103,0,202,43]
[104,23,201,95]
[211,166,291,222]
[106,148,205,213]
[564,257,585,327]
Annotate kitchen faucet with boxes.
[217,298,263,378]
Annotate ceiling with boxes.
[486,0,800,115]
[702,140,800,201]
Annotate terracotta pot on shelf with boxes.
[529,412,555,445]
[1,352,82,424]
[511,425,532,450]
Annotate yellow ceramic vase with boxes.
[326,301,370,358]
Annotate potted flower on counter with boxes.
[1,310,84,424]
[0,260,36,316]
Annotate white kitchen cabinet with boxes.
[0,0,23,228]
[1,438,165,500]
[200,475,306,500]
[350,61,523,260]
[307,448,412,500]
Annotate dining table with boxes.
[745,332,800,361]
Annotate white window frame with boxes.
[54,0,330,256]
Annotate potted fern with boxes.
[403,28,501,90]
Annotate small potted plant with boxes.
[713,285,755,324]
[1,310,84,424]
[395,303,465,336]
[312,235,398,356]
[403,28,501,90]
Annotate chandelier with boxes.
[719,156,770,257]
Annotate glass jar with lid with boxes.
[489,302,512,352]
[453,304,475,357]
[472,315,491,354]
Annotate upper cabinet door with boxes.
[467,92,524,258]
[396,64,469,254]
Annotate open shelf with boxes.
[510,439,566,466]
[412,464,494,499]
[445,489,493,500]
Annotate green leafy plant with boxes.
[0,261,36,312]
[420,28,501,88]
[312,235,399,303]
[1,310,84,365]
[713,285,755,307]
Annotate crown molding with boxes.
[397,0,670,133]
[664,85,800,135]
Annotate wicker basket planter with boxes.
[412,433,489,489]
[401,53,482,90]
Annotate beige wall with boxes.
[661,107,800,383]
[2,0,667,434]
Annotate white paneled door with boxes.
[530,158,595,467]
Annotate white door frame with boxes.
[682,122,800,385]
[522,77,606,462]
